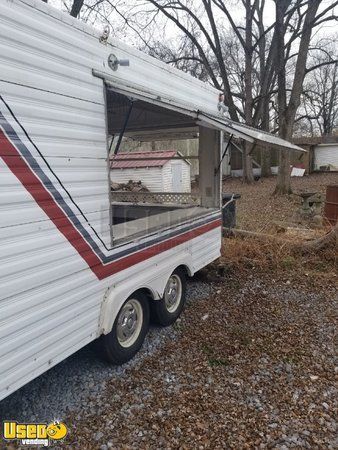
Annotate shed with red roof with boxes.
[110,151,191,192]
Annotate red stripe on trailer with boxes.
[93,219,221,280]
[0,129,221,280]
[0,128,103,270]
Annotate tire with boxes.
[99,291,150,364]
[151,268,187,326]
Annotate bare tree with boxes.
[273,0,338,195]
[46,0,338,189]
[70,0,85,17]
[122,0,279,183]
[130,0,338,187]
[300,47,338,136]
[41,0,84,16]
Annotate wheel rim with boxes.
[117,299,143,348]
[164,274,182,313]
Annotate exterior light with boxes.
[108,54,130,71]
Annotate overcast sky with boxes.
[49,0,337,47]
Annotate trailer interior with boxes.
[106,88,221,244]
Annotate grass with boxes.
[219,235,336,276]
[202,344,230,367]
[208,357,229,367]
[219,173,337,277]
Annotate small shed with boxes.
[314,142,338,171]
[110,151,191,192]
[293,135,338,172]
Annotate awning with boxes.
[197,113,306,152]
[94,70,305,152]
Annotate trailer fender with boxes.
[99,260,194,335]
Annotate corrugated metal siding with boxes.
[8,0,221,115]
[161,161,191,192]
[314,145,338,170]
[181,162,191,192]
[191,227,221,272]
[111,167,164,192]
[0,0,110,400]
[0,0,221,401]
[162,163,173,191]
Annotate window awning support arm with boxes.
[215,134,233,175]
[113,100,134,155]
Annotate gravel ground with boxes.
[59,274,336,449]
[2,273,335,449]
[223,173,337,232]
[0,280,213,424]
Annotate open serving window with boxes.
[103,80,305,245]
[106,87,221,244]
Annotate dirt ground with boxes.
[223,173,337,232]
[60,174,337,449]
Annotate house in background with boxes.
[229,134,338,176]
[314,142,338,171]
[293,135,338,172]
[111,151,191,192]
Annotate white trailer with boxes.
[0,0,304,401]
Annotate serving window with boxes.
[105,87,221,245]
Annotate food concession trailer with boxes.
[0,0,304,400]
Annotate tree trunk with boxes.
[225,222,337,253]
[275,149,292,194]
[261,148,272,177]
[242,0,255,183]
[298,223,337,252]
[274,0,321,195]
[70,0,84,17]
[273,0,290,195]
[243,142,255,183]
[260,100,272,177]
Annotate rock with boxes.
[111,182,120,191]
[95,431,104,441]
[285,363,292,373]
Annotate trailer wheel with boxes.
[100,292,149,364]
[152,268,187,326]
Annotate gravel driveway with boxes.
[1,272,335,449]
[0,280,213,423]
